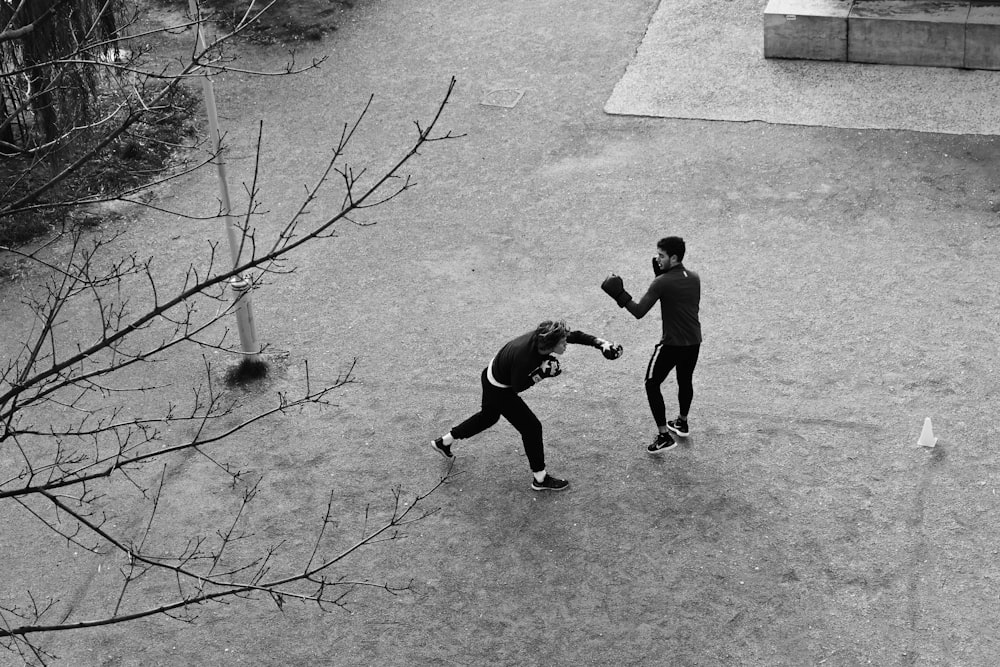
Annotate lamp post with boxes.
[187,0,261,364]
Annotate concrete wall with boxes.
[763,0,1000,69]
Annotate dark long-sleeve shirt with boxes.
[625,263,702,346]
[488,329,600,392]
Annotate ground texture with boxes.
[3,1,1000,666]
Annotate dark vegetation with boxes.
[205,0,354,43]
[0,0,349,250]
[0,85,198,246]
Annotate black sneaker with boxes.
[431,437,454,459]
[646,432,677,454]
[666,418,689,437]
[531,474,569,491]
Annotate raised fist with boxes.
[600,274,632,308]
[530,357,562,384]
[600,341,623,360]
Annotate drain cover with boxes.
[480,89,524,108]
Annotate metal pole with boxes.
[229,276,260,358]
[188,0,261,362]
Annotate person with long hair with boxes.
[431,320,622,491]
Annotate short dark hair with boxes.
[657,236,685,262]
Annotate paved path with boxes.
[606,0,1000,135]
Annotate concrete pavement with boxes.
[39,1,1000,664]
[606,0,1000,134]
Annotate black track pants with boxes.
[451,369,545,472]
[645,343,700,428]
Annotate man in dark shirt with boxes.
[431,320,622,491]
[601,236,702,455]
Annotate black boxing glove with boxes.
[529,357,562,384]
[600,274,632,308]
[599,341,623,360]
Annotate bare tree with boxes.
[0,18,461,657]
[0,0,321,228]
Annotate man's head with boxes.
[656,236,685,271]
[535,320,569,355]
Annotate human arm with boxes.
[567,330,623,359]
[602,273,660,320]
[624,286,659,320]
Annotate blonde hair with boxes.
[535,320,569,351]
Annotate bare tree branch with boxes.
[2,3,463,661]
[0,468,456,639]
[1,67,462,666]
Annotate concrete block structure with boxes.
[763,0,852,60]
[763,0,1000,70]
[848,1,970,67]
[965,3,1000,69]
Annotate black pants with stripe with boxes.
[645,343,700,428]
[451,369,546,472]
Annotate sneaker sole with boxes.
[531,483,569,491]
[430,442,454,459]
[665,424,689,438]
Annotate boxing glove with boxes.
[600,341,623,360]
[601,274,632,308]
[530,357,562,384]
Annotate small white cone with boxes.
[917,417,937,448]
